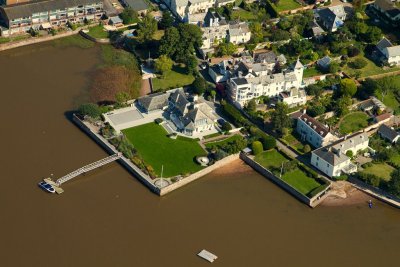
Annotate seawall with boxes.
[240,153,330,207]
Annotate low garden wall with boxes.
[240,153,330,207]
[73,114,240,196]
[79,30,111,44]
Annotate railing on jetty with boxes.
[55,153,121,186]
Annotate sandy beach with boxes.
[211,158,253,176]
[322,181,372,207]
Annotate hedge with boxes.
[307,184,329,198]
[264,0,279,18]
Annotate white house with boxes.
[311,133,369,177]
[314,5,346,32]
[296,112,338,148]
[165,0,233,21]
[279,87,307,108]
[227,59,304,107]
[376,37,400,66]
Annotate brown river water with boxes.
[0,42,399,267]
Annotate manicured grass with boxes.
[205,135,243,150]
[339,112,370,134]
[281,169,322,195]
[390,153,400,165]
[362,163,395,181]
[343,55,400,78]
[52,35,94,49]
[303,66,323,78]
[254,149,289,169]
[274,0,301,12]
[282,133,305,153]
[152,64,195,91]
[123,123,205,177]
[379,90,400,114]
[231,9,257,21]
[203,132,222,139]
[88,25,109,39]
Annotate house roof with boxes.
[376,37,393,51]
[375,112,392,122]
[137,92,169,112]
[253,50,277,64]
[375,0,397,12]
[378,124,400,142]
[110,16,123,24]
[0,0,101,20]
[317,56,331,68]
[170,89,190,115]
[386,45,400,57]
[313,133,368,166]
[231,77,248,85]
[294,58,303,69]
[298,113,330,137]
[123,0,149,12]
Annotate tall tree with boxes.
[159,11,174,29]
[158,27,180,57]
[191,76,207,95]
[270,102,291,136]
[137,14,157,44]
[155,55,173,78]
[340,78,357,97]
[119,8,138,25]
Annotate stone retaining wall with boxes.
[79,30,111,44]
[73,114,240,196]
[240,153,330,207]
[159,153,240,196]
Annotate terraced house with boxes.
[0,0,104,36]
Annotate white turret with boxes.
[293,58,304,87]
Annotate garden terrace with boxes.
[122,123,205,177]
[339,112,370,135]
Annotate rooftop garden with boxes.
[338,112,370,135]
[122,123,206,177]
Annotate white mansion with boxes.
[227,59,305,107]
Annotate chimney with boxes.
[303,109,307,114]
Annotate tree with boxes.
[115,91,130,104]
[305,84,323,97]
[78,103,101,118]
[303,144,311,153]
[250,22,264,43]
[158,27,180,57]
[159,11,174,29]
[388,170,400,196]
[210,90,217,102]
[346,150,354,158]
[364,26,382,44]
[307,104,326,117]
[246,99,257,112]
[347,46,360,57]
[185,55,198,75]
[119,8,138,25]
[270,102,292,136]
[191,76,207,95]
[137,14,157,44]
[350,58,368,69]
[216,42,237,56]
[340,78,357,97]
[335,95,352,117]
[155,55,173,77]
[261,136,276,150]
[221,121,232,133]
[252,141,263,155]
[329,61,340,74]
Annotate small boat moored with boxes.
[38,181,56,193]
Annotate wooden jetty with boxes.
[198,250,218,263]
[42,153,121,194]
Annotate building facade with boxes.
[0,0,104,37]
[311,133,369,177]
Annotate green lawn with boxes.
[282,133,305,153]
[343,55,400,78]
[281,169,322,195]
[362,163,395,181]
[254,149,289,169]
[205,135,243,150]
[0,35,30,44]
[339,112,370,134]
[390,153,400,165]
[303,66,323,78]
[152,64,195,91]
[274,0,301,12]
[52,35,94,49]
[123,123,205,177]
[231,9,257,21]
[379,90,400,114]
[88,25,109,39]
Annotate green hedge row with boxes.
[264,0,279,18]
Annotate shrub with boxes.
[346,150,354,158]
[221,121,232,132]
[221,102,247,126]
[350,58,368,69]
[282,161,297,174]
[347,47,360,57]
[307,184,329,198]
[262,136,276,150]
[252,141,263,155]
[78,103,102,119]
[303,144,311,153]
[154,118,164,124]
[334,174,348,181]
